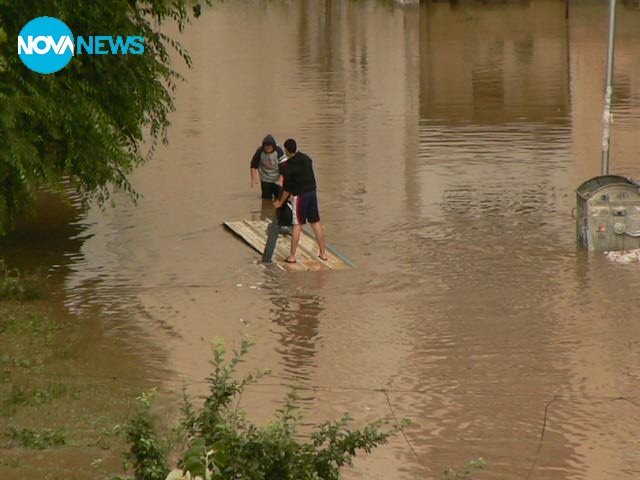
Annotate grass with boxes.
[6,427,67,450]
[0,260,46,301]
[0,382,77,417]
[0,263,149,478]
[0,457,19,468]
[0,305,62,373]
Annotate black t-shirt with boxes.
[283,152,316,195]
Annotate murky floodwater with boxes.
[3,1,640,478]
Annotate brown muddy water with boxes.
[3,1,640,479]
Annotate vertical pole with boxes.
[601,0,617,176]
[261,217,280,263]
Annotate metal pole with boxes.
[601,0,617,176]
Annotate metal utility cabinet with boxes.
[576,175,640,251]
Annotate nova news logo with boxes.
[18,16,145,74]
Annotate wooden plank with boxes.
[225,221,297,271]
[270,222,348,270]
[224,219,353,271]
[259,221,330,271]
[224,222,264,253]
[243,220,312,271]
[298,226,352,270]
[255,220,326,264]
[242,220,308,272]
[325,244,355,269]
[267,225,339,270]
[297,228,344,270]
[237,223,267,253]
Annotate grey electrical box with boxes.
[576,175,640,251]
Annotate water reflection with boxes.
[0,191,169,379]
[263,269,325,383]
[0,191,84,277]
[419,1,569,126]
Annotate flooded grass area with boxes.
[0,268,164,479]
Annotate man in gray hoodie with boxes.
[250,134,285,200]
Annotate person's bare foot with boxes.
[318,252,328,261]
[284,257,297,263]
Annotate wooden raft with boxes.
[224,219,354,272]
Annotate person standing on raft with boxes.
[273,138,328,263]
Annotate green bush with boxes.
[122,390,170,480]
[118,339,403,480]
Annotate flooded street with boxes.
[3,1,640,478]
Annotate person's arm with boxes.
[250,168,260,188]
[274,190,291,209]
[250,149,261,188]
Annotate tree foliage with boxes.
[0,0,210,232]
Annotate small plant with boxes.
[118,338,404,480]
[0,261,46,301]
[0,382,74,417]
[7,427,66,449]
[0,262,21,300]
[121,389,170,480]
[0,456,19,468]
[443,458,486,480]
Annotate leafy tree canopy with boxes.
[0,0,210,232]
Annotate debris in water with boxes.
[605,249,640,263]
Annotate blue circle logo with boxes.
[18,17,74,74]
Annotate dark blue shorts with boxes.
[291,191,320,225]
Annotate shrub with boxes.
[119,338,403,480]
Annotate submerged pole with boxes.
[261,217,280,263]
[601,0,617,175]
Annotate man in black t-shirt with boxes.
[273,138,328,263]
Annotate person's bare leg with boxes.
[310,222,327,260]
[287,224,302,262]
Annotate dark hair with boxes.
[284,138,297,153]
[262,134,276,148]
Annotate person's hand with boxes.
[273,200,282,209]
[251,179,257,189]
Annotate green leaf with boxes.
[183,456,206,478]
